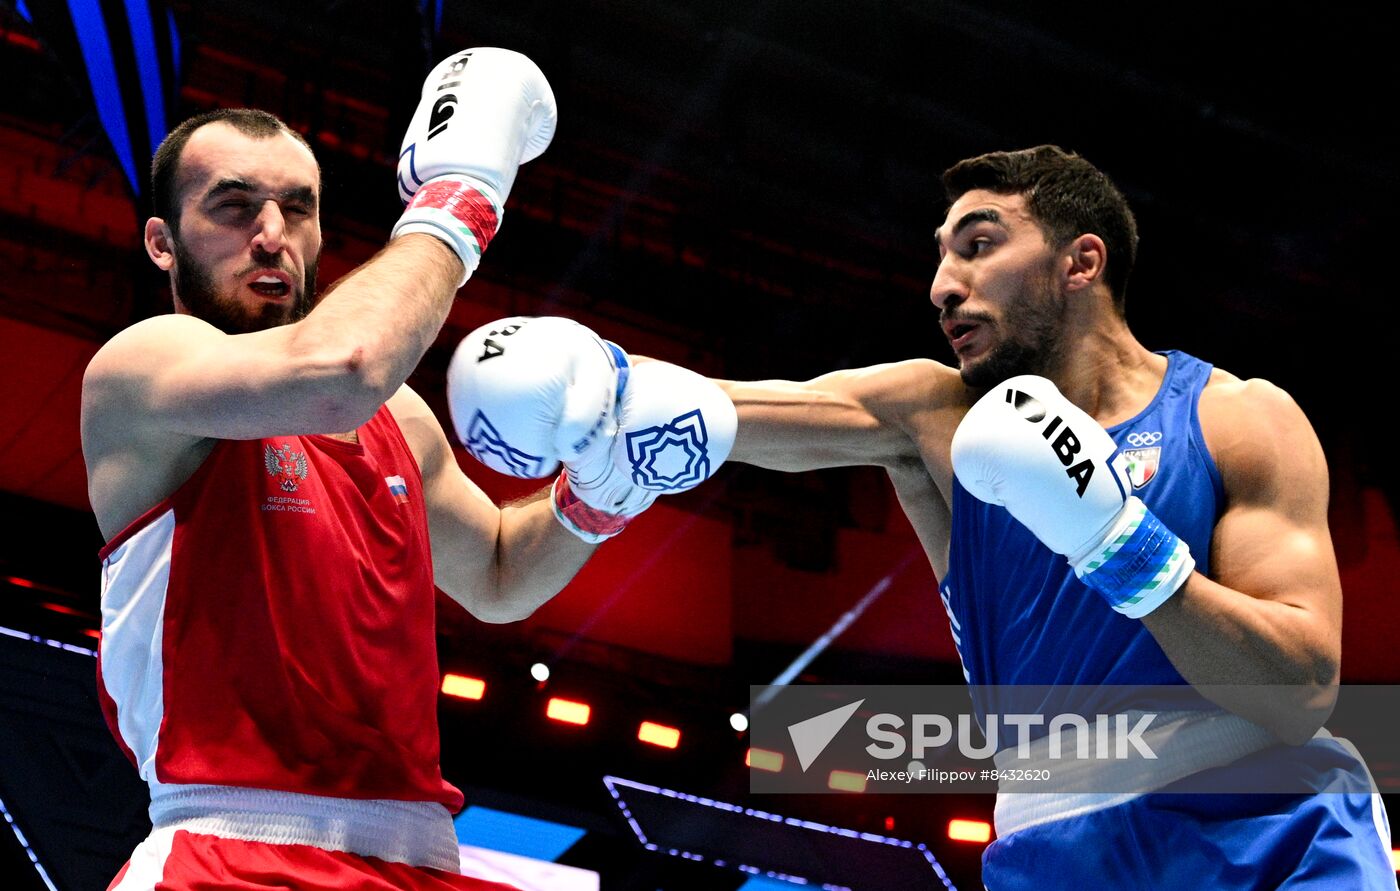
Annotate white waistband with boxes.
[148,784,462,872]
[991,709,1280,837]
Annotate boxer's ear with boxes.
[145,218,176,272]
[1062,234,1106,295]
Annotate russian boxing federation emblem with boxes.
[1121,431,1162,489]
[264,443,309,493]
[625,409,713,490]
[464,410,549,477]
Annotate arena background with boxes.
[0,1,1395,888]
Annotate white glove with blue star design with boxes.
[445,316,736,542]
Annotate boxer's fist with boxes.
[952,375,1129,557]
[445,317,621,480]
[612,361,737,494]
[554,360,736,542]
[392,49,557,284]
[396,48,556,206]
[446,316,735,543]
[952,376,1193,617]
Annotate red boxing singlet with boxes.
[96,406,463,810]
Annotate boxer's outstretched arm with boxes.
[1142,378,1342,743]
[716,359,956,471]
[388,386,592,623]
[84,235,463,443]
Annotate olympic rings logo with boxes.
[1125,431,1163,447]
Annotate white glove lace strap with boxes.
[391,175,504,286]
[551,473,632,544]
[1070,496,1195,618]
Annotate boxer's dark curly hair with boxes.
[150,109,316,233]
[943,146,1139,312]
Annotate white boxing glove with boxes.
[445,317,621,479]
[392,48,558,284]
[552,360,737,541]
[445,316,735,544]
[612,361,737,495]
[951,375,1194,618]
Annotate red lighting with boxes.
[948,819,993,843]
[5,576,71,596]
[440,674,485,701]
[39,602,93,619]
[546,697,591,726]
[884,816,896,831]
[3,31,42,52]
[638,721,680,749]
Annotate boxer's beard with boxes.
[172,240,316,334]
[951,264,1066,389]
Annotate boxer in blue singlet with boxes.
[718,146,1396,889]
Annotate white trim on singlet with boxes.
[991,709,1278,837]
[937,582,971,684]
[146,783,462,872]
[100,508,176,783]
[1370,794,1394,862]
[107,825,178,891]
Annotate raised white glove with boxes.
[552,360,738,542]
[951,375,1193,617]
[391,48,557,284]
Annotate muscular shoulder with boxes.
[1198,369,1312,452]
[821,357,966,422]
[818,357,968,475]
[87,315,222,381]
[721,357,963,471]
[84,316,221,414]
[1197,370,1326,505]
[82,317,218,444]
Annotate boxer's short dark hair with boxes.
[150,109,316,233]
[943,146,1139,311]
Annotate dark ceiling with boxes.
[10,0,1394,361]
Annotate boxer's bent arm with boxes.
[84,234,462,442]
[716,359,950,471]
[1141,379,1342,744]
[387,387,593,623]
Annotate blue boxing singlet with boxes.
[946,352,1396,889]
[941,350,1223,723]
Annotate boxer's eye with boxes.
[959,238,991,259]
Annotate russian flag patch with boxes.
[385,475,410,505]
